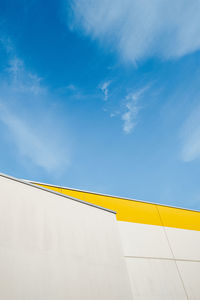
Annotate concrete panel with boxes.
[125,257,187,300]
[165,227,200,261]
[118,221,172,259]
[0,176,132,300]
[177,261,200,300]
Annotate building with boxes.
[0,172,200,299]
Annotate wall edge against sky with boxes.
[27,179,200,213]
[0,173,116,215]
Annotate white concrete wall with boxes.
[0,175,132,300]
[118,221,200,300]
[1,173,199,300]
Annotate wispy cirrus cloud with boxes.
[0,105,69,173]
[0,38,70,174]
[181,105,200,162]
[6,57,45,95]
[69,0,200,62]
[121,88,146,134]
[99,81,111,101]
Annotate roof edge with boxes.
[28,179,200,213]
[0,173,116,215]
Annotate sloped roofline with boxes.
[0,173,116,214]
[28,179,200,213]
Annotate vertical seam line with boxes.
[155,205,189,300]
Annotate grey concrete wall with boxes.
[0,175,132,300]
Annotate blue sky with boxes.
[1,0,200,209]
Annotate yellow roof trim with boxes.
[32,182,200,231]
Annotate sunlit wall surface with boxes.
[35,182,200,300]
[0,174,132,300]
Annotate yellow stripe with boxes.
[34,183,200,231]
[157,205,200,231]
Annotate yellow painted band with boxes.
[34,183,200,231]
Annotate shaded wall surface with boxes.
[35,183,200,300]
[0,175,132,300]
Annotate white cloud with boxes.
[181,105,200,162]
[121,88,146,134]
[0,105,69,172]
[0,39,70,174]
[70,0,200,62]
[65,84,77,91]
[99,81,111,101]
[6,57,45,95]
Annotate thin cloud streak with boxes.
[0,38,70,174]
[70,0,200,62]
[99,81,111,101]
[181,105,200,162]
[6,57,46,96]
[121,88,146,134]
[0,105,69,172]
